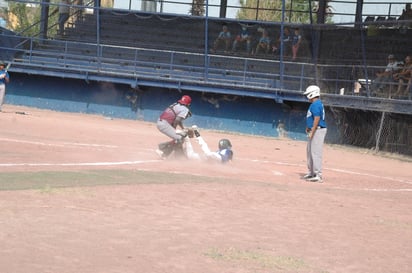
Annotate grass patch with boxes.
[0,169,236,191]
[204,247,328,273]
[375,218,412,230]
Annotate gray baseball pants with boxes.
[0,84,5,110]
[306,128,327,177]
[156,119,181,141]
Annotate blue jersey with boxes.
[0,70,9,85]
[282,32,291,42]
[291,34,301,45]
[306,99,326,128]
[218,148,233,163]
[259,36,270,44]
[218,31,231,39]
[239,29,249,39]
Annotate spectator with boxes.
[291,28,302,61]
[406,77,412,99]
[399,3,412,20]
[399,4,412,30]
[0,12,6,29]
[58,0,70,36]
[232,26,252,54]
[371,54,402,94]
[211,24,231,54]
[393,55,412,97]
[254,28,271,55]
[272,27,291,56]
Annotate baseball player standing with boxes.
[156,95,192,158]
[302,85,327,182]
[0,61,10,112]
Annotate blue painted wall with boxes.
[6,73,339,142]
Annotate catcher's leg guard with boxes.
[158,141,174,157]
[173,143,186,159]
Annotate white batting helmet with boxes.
[303,85,320,99]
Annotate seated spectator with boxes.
[58,0,70,36]
[291,27,302,61]
[406,77,412,98]
[399,3,412,30]
[232,26,252,54]
[211,24,231,54]
[0,11,7,29]
[272,27,291,56]
[371,54,402,94]
[254,28,271,55]
[393,55,412,97]
[399,3,412,20]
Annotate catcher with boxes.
[156,95,192,158]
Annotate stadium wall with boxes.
[5,73,412,156]
[5,73,343,143]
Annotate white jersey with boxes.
[183,135,232,163]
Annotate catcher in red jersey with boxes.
[156,95,192,158]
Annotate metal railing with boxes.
[4,34,308,91]
[2,30,412,116]
[1,1,412,115]
[3,33,411,101]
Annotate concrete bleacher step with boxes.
[63,9,412,68]
[65,11,217,53]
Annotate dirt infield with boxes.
[0,105,411,273]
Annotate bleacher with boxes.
[62,9,412,67]
[65,10,210,52]
[2,4,412,114]
[64,10,312,59]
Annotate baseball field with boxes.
[0,104,411,273]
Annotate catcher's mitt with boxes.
[185,128,195,138]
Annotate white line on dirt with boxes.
[242,158,412,185]
[0,137,118,148]
[331,187,412,192]
[361,188,412,192]
[325,167,412,185]
[0,160,161,167]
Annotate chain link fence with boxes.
[330,107,412,156]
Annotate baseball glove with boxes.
[185,128,195,138]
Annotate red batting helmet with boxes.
[178,95,192,106]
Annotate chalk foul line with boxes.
[0,160,161,167]
[0,137,118,148]
[242,158,412,185]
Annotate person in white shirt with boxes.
[371,54,402,93]
[58,0,70,35]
